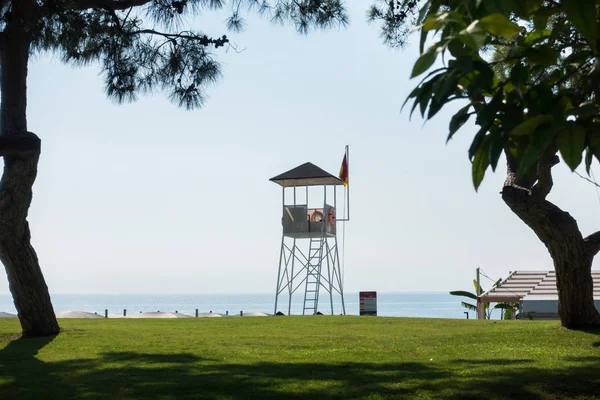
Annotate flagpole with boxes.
[346,144,350,221]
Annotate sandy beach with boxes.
[0,311,270,319]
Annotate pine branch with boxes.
[106,8,122,30]
[128,29,229,47]
[71,0,152,11]
[32,0,346,112]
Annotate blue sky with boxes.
[1,1,600,295]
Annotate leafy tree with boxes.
[0,0,347,337]
[372,0,600,328]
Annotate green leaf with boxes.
[531,84,554,115]
[447,104,471,142]
[419,0,442,52]
[480,13,521,37]
[562,0,598,48]
[459,21,487,50]
[524,29,551,45]
[524,47,559,66]
[488,130,506,171]
[423,12,457,31]
[450,290,477,300]
[411,46,440,78]
[461,301,477,311]
[556,122,586,170]
[528,0,545,13]
[533,11,549,30]
[417,2,431,25]
[454,55,474,73]
[448,39,467,57]
[482,0,516,16]
[565,49,593,64]
[419,29,428,55]
[418,79,436,117]
[509,114,553,136]
[472,136,491,190]
[469,125,489,160]
[568,102,600,119]
[427,73,460,120]
[433,70,458,100]
[427,99,444,119]
[517,127,557,179]
[493,303,515,320]
[507,136,523,161]
[423,16,442,32]
[402,86,421,111]
[553,96,573,118]
[417,1,432,25]
[472,60,495,90]
[532,6,556,30]
[406,81,434,120]
[585,146,594,174]
[510,63,529,99]
[473,90,503,129]
[547,69,564,86]
[514,0,544,17]
[473,279,485,295]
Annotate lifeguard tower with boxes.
[270,162,347,315]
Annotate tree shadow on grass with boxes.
[450,358,534,366]
[577,328,600,348]
[0,339,599,399]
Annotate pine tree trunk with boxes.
[502,152,600,329]
[0,3,60,337]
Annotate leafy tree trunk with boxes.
[0,2,59,337]
[553,249,598,327]
[502,150,600,329]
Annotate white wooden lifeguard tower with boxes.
[270,161,347,315]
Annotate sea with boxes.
[0,292,477,319]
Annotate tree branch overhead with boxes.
[71,0,152,11]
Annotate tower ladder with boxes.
[302,236,324,315]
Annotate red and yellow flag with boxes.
[339,153,348,186]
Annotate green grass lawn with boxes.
[0,317,599,399]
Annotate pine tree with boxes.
[0,0,347,337]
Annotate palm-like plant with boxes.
[451,279,518,320]
[494,303,519,320]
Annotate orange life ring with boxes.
[310,210,323,222]
[328,208,336,226]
